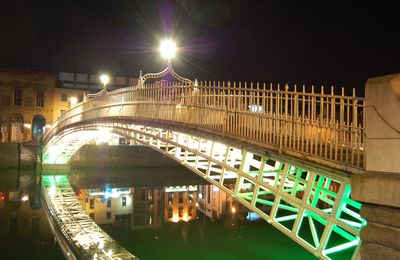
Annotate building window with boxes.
[90,213,95,220]
[90,198,95,209]
[178,193,183,203]
[178,207,183,217]
[189,207,193,217]
[61,93,67,102]
[106,198,111,208]
[168,208,173,218]
[106,212,111,220]
[122,196,127,207]
[168,193,173,205]
[31,217,40,234]
[78,94,84,102]
[36,90,44,107]
[14,89,22,106]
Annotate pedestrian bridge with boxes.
[41,67,367,259]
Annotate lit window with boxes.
[178,207,183,217]
[122,196,127,206]
[61,93,67,102]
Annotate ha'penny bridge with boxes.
[39,63,400,259]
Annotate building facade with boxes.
[0,69,137,143]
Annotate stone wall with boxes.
[69,145,183,168]
[352,73,400,259]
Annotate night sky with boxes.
[1,0,399,95]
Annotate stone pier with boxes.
[352,73,400,259]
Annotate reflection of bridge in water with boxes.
[41,175,137,259]
[40,66,370,260]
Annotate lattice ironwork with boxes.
[43,122,366,260]
[41,175,138,260]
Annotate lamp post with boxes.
[159,39,176,67]
[100,74,110,90]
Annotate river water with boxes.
[0,168,316,260]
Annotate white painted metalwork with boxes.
[43,78,365,172]
[44,122,366,259]
[41,175,138,259]
[41,69,367,259]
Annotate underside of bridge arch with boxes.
[42,119,366,259]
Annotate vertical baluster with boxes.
[284,84,289,148]
[340,88,345,162]
[351,88,358,165]
[262,83,266,142]
[293,84,298,150]
[302,85,310,153]
[330,86,335,160]
[320,86,324,157]
[269,83,273,144]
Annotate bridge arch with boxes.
[43,118,365,259]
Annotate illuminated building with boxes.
[197,184,239,220]
[0,69,137,142]
[164,186,197,223]
[77,187,134,226]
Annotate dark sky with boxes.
[1,0,399,95]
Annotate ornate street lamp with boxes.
[159,39,176,67]
[100,74,110,90]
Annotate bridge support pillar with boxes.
[352,73,400,260]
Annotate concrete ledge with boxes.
[361,243,400,260]
[361,204,400,228]
[351,172,400,208]
[361,222,400,250]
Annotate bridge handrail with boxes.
[44,80,365,169]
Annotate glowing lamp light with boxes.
[21,195,29,202]
[172,214,179,223]
[159,39,176,60]
[69,97,78,107]
[231,206,236,214]
[100,74,110,89]
[182,214,189,222]
[0,192,5,201]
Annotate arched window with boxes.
[32,115,46,138]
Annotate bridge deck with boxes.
[41,175,137,260]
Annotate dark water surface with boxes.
[0,169,315,260]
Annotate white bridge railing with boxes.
[44,80,365,171]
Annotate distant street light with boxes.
[69,96,78,107]
[159,39,176,63]
[100,74,110,90]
